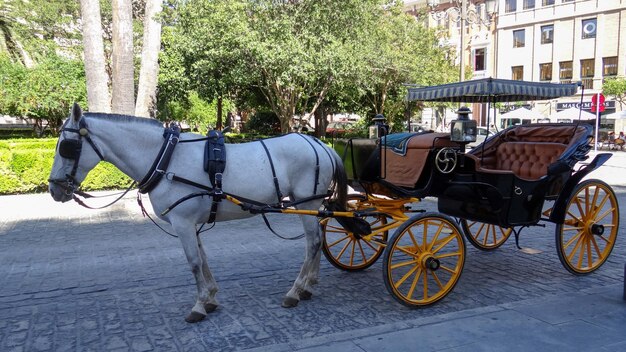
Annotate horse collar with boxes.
[137,124,182,194]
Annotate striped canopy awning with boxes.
[407,78,579,103]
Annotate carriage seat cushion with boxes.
[479,142,566,181]
[383,132,458,187]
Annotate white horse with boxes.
[49,104,347,323]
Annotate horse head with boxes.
[48,103,105,202]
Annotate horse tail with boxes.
[328,147,348,211]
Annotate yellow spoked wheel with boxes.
[321,195,388,271]
[383,213,465,307]
[461,220,512,251]
[556,179,619,275]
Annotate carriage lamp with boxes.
[370,114,389,139]
[450,106,477,143]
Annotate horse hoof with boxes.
[282,296,299,308]
[204,303,218,313]
[299,290,313,300]
[185,311,206,323]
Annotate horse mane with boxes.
[83,112,164,128]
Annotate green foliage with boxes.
[0,53,87,134]
[244,111,281,135]
[603,77,626,110]
[0,138,130,195]
[160,91,235,134]
[161,0,457,134]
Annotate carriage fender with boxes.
[549,153,612,224]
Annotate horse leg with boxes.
[172,220,213,323]
[197,236,219,312]
[282,215,322,308]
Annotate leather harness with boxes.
[137,129,329,226]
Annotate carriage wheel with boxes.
[461,220,512,251]
[321,195,388,271]
[383,213,465,307]
[556,179,619,275]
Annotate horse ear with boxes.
[72,103,82,122]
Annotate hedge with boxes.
[0,138,131,195]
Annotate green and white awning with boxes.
[407,78,579,103]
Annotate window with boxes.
[541,25,553,44]
[513,30,525,48]
[505,0,517,13]
[582,18,597,39]
[512,66,524,80]
[523,0,535,10]
[474,48,486,71]
[603,57,618,77]
[559,61,573,83]
[539,63,552,81]
[542,0,554,5]
[580,59,595,88]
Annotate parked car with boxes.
[326,121,356,136]
[468,126,497,148]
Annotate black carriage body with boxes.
[438,123,592,227]
[334,132,463,198]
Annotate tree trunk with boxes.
[112,0,135,115]
[79,0,111,113]
[135,0,162,118]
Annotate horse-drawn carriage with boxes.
[49,78,619,322]
[321,78,619,307]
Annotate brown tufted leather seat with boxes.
[468,124,589,181]
[491,142,566,180]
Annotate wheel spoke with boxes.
[327,235,350,248]
[349,240,356,266]
[356,240,367,264]
[590,235,602,262]
[593,206,615,223]
[422,270,429,301]
[395,245,420,258]
[426,221,445,252]
[439,264,458,275]
[406,267,422,300]
[431,233,456,254]
[394,263,419,288]
[390,258,419,270]
[566,233,585,262]
[435,251,462,259]
[431,270,444,289]
[408,228,421,253]
[576,237,586,268]
[335,238,353,261]
[563,230,583,250]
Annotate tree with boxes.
[135,0,163,117]
[0,53,87,134]
[603,77,626,110]
[80,0,111,113]
[111,0,135,114]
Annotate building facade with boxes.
[495,0,626,118]
[405,0,626,131]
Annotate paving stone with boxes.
[1,185,625,351]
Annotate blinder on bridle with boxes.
[50,118,105,194]
[59,138,83,160]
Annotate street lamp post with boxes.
[427,0,497,82]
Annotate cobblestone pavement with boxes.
[1,151,625,351]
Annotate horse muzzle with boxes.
[48,178,76,203]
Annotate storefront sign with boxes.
[556,100,615,111]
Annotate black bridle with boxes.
[49,118,105,195]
